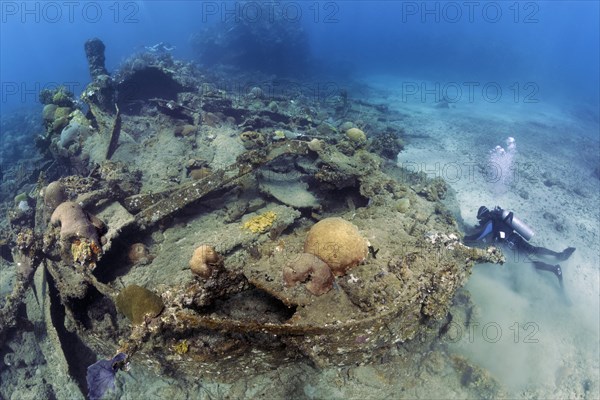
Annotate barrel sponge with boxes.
[283,253,334,295]
[115,285,164,325]
[50,201,100,246]
[304,217,369,276]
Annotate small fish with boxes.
[368,245,380,259]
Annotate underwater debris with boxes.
[82,38,115,113]
[84,37,109,80]
[0,37,526,396]
[129,140,311,229]
[150,98,195,122]
[86,352,127,400]
[105,103,122,160]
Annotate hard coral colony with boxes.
[284,217,369,295]
[304,217,369,275]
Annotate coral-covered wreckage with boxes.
[0,38,504,395]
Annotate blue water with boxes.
[1,1,598,114]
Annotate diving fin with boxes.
[557,247,576,261]
[531,261,564,288]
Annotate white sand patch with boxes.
[373,73,600,399]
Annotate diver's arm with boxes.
[463,220,494,243]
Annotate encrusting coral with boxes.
[242,211,277,233]
[283,253,334,295]
[71,239,99,266]
[189,245,221,278]
[173,339,189,355]
[304,217,369,276]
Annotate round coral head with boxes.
[304,217,368,276]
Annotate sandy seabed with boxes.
[371,74,600,400]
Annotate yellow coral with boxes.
[173,339,189,355]
[71,240,86,263]
[242,211,277,233]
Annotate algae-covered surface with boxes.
[1,13,598,400]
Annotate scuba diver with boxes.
[464,206,575,289]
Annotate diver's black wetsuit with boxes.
[464,206,575,289]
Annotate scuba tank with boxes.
[500,208,535,241]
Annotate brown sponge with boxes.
[50,201,101,247]
[283,253,334,296]
[189,245,221,278]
